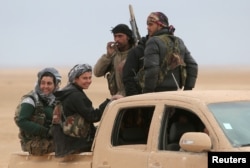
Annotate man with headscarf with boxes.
[15,67,62,156]
[94,24,135,96]
[142,12,198,93]
[52,64,122,157]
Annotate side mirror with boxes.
[179,132,212,152]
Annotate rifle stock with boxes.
[129,4,141,44]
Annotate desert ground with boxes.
[1,66,250,167]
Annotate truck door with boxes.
[92,105,155,168]
[148,106,208,168]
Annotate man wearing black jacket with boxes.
[143,12,198,93]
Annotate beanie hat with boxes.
[147,12,169,27]
[37,67,62,85]
[111,24,135,45]
[68,64,92,83]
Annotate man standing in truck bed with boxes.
[94,24,135,96]
[142,12,198,93]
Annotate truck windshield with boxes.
[208,101,250,147]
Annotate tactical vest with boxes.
[14,91,46,140]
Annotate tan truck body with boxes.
[8,90,250,168]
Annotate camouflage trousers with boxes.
[21,138,54,156]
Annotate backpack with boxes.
[136,34,187,90]
[52,101,90,138]
[157,34,187,87]
[14,91,45,126]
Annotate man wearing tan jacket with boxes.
[94,24,135,96]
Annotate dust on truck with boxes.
[8,90,250,168]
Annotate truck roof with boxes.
[116,90,250,104]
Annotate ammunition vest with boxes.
[15,91,46,141]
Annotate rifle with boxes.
[129,4,141,44]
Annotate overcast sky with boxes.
[0,0,249,68]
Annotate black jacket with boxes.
[123,36,148,96]
[52,83,110,157]
[54,83,109,122]
[143,29,198,93]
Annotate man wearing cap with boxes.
[142,12,198,93]
[94,24,135,96]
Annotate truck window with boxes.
[159,107,206,151]
[111,106,155,146]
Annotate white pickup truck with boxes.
[8,90,250,168]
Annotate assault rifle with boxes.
[129,4,141,45]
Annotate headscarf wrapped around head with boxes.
[68,64,92,83]
[35,67,62,105]
[37,67,62,85]
[147,12,169,28]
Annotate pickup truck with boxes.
[8,90,250,168]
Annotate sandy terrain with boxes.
[1,66,250,167]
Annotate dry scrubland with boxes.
[1,66,250,167]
